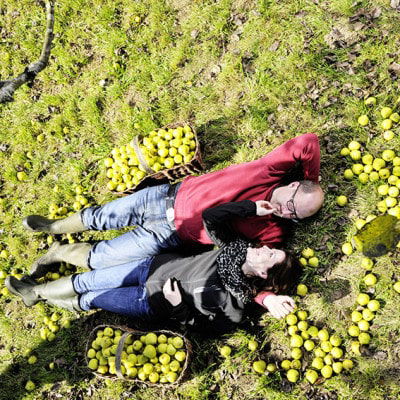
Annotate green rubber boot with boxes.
[6,275,82,311]
[5,276,38,306]
[34,276,82,311]
[30,242,91,279]
[23,212,86,234]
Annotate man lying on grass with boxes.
[7,200,302,333]
[22,133,322,314]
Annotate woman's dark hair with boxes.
[248,252,302,295]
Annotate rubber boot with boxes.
[6,275,82,311]
[34,276,82,311]
[30,241,91,278]
[44,295,81,312]
[5,275,38,306]
[23,212,86,234]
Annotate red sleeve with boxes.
[261,133,320,182]
[253,291,276,308]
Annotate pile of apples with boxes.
[245,311,353,385]
[299,247,319,268]
[279,310,353,384]
[103,125,196,192]
[87,327,188,384]
[357,97,400,138]
[346,256,381,355]
[340,140,400,219]
[39,312,72,342]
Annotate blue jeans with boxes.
[73,257,153,318]
[81,184,182,269]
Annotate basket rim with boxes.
[115,121,204,194]
[85,324,192,386]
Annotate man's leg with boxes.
[81,184,170,230]
[88,223,182,268]
[23,183,170,233]
[30,242,91,278]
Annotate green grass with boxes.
[1,0,400,399]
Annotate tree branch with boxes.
[0,1,55,104]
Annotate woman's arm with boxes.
[163,279,240,334]
[163,278,192,324]
[202,200,274,246]
[254,291,296,318]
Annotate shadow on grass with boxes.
[196,118,241,169]
[0,310,168,400]
[320,278,352,302]
[0,307,226,400]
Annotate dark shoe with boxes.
[5,276,39,307]
[23,212,86,234]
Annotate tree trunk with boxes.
[0,1,55,104]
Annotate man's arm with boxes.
[262,133,320,182]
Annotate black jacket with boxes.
[145,200,256,333]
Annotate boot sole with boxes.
[5,276,39,307]
[22,215,51,232]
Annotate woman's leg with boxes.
[81,184,170,231]
[73,257,152,294]
[79,285,152,318]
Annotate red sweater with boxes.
[174,133,320,246]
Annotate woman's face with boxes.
[244,246,286,278]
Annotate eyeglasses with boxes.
[287,185,300,222]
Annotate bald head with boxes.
[295,181,324,219]
[269,180,324,220]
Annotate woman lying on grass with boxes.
[6,200,302,333]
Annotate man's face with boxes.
[270,182,301,220]
[270,182,323,220]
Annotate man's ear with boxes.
[289,181,300,189]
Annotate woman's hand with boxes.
[262,294,296,318]
[163,278,182,307]
[255,200,277,216]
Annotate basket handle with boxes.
[160,169,175,181]
[115,331,131,380]
[132,136,153,174]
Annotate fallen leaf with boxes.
[269,40,280,51]
[389,62,400,75]
[353,22,365,31]
[371,7,382,19]
[209,64,221,78]
[190,29,199,39]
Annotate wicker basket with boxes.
[85,324,192,386]
[122,121,204,194]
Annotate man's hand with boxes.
[255,200,277,216]
[262,294,296,318]
[163,278,182,307]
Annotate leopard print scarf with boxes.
[216,239,253,304]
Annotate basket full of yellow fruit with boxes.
[104,122,204,194]
[85,325,192,385]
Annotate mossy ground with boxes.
[1,0,400,399]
